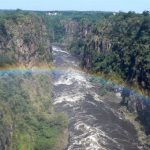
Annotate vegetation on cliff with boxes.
[43,11,150,146]
[42,11,150,93]
[0,72,68,150]
[67,11,150,147]
[0,10,52,67]
[0,9,150,149]
[39,11,112,43]
[68,11,150,94]
[0,10,68,150]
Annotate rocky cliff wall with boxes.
[0,11,52,67]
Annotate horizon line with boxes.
[0,8,148,14]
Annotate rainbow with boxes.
[89,72,150,105]
[0,65,149,103]
[0,64,54,75]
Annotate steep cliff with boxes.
[68,12,150,92]
[0,10,52,67]
[44,11,150,146]
[41,11,111,45]
[66,11,150,147]
[0,10,68,150]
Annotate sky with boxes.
[0,0,150,13]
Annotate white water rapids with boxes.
[52,46,142,150]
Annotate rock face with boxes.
[0,11,52,67]
[120,89,150,135]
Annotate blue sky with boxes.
[0,0,150,12]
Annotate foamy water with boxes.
[53,46,70,55]
[52,46,141,150]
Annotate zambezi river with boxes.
[52,46,143,150]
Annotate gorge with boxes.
[0,10,150,150]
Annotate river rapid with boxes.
[52,46,142,150]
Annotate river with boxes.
[52,46,142,150]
